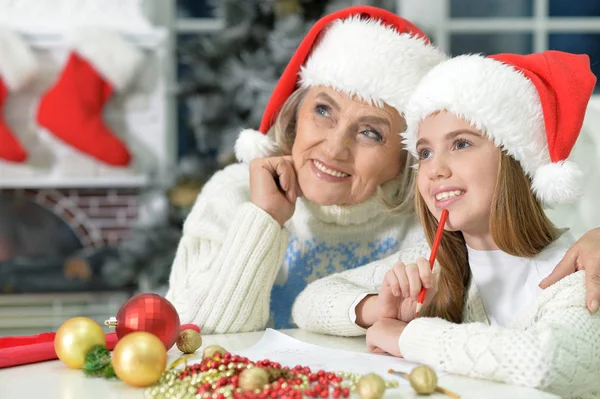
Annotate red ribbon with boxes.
[0,323,199,369]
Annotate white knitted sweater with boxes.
[400,271,600,399]
[293,245,600,398]
[166,163,424,333]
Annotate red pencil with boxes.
[415,209,449,316]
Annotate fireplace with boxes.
[0,188,141,293]
[0,188,140,260]
[0,1,173,336]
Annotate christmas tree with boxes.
[176,0,357,177]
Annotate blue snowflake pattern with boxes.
[269,236,398,329]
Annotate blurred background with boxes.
[0,0,598,336]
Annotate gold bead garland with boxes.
[146,351,400,399]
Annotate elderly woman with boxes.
[167,6,600,334]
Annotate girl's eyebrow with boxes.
[416,129,481,147]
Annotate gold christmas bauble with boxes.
[239,367,269,392]
[409,365,438,394]
[112,332,167,387]
[202,344,227,359]
[176,329,202,354]
[54,317,106,369]
[357,373,386,399]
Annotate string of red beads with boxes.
[175,352,351,399]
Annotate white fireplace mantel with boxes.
[0,0,173,189]
[0,0,155,35]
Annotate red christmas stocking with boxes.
[0,28,39,163]
[36,30,143,166]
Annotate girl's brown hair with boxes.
[417,152,559,323]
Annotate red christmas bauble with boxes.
[108,293,180,350]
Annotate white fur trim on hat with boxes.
[300,15,447,116]
[69,29,144,91]
[402,54,578,205]
[0,28,38,91]
[235,129,279,163]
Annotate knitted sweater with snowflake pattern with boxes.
[166,163,425,333]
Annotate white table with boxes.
[0,329,558,399]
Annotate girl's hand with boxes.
[249,156,302,226]
[375,258,436,322]
[366,318,407,357]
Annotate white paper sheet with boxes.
[235,329,422,385]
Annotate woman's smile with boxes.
[310,159,351,182]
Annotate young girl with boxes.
[365,51,600,398]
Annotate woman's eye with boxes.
[315,104,330,117]
[418,148,432,160]
[454,139,472,150]
[361,129,383,142]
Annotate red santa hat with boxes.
[235,5,447,163]
[403,50,596,205]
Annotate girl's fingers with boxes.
[416,257,433,289]
[393,262,411,298]
[404,263,422,299]
[385,269,401,297]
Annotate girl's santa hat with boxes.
[403,51,596,205]
[235,5,447,163]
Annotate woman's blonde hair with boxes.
[417,152,559,323]
[267,87,309,156]
[267,87,416,214]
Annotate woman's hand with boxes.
[366,318,407,357]
[375,258,436,322]
[540,227,600,313]
[249,156,302,226]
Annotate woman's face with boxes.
[416,111,501,239]
[292,86,405,206]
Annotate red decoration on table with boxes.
[415,209,449,316]
[181,323,200,334]
[0,332,119,369]
[0,293,191,369]
[105,293,180,350]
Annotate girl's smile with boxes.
[431,185,466,209]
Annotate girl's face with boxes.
[292,86,406,206]
[416,111,501,243]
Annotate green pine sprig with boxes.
[82,344,117,379]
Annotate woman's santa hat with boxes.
[403,51,596,205]
[235,5,447,163]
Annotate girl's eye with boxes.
[454,138,472,150]
[361,128,383,142]
[315,104,330,117]
[418,148,432,160]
